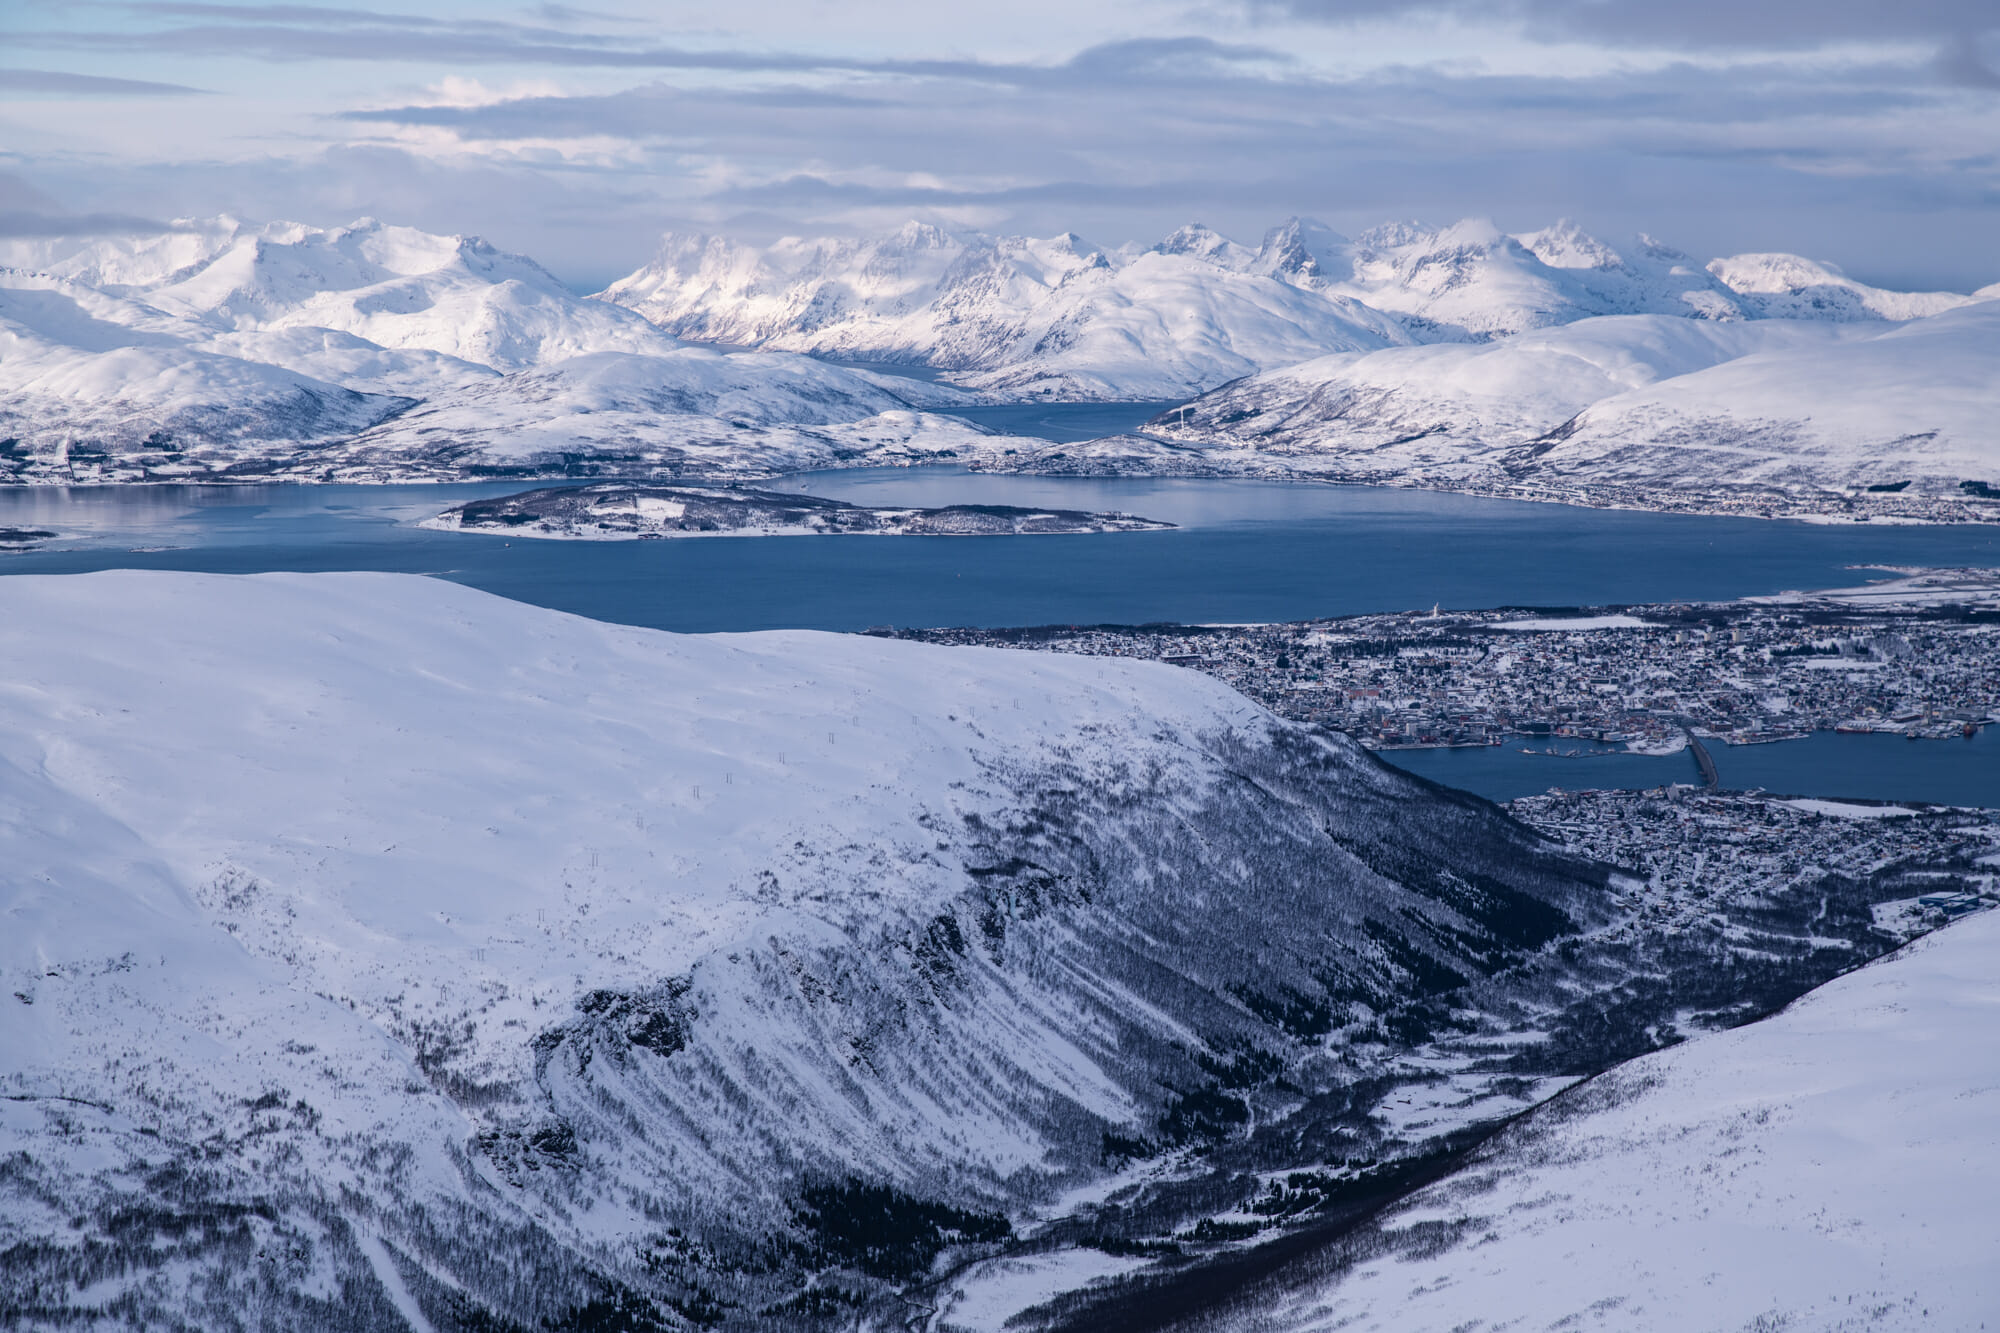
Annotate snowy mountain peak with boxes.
[1353,218,1435,250]
[1255,216,1352,285]
[1152,221,1248,266]
[1516,218,1625,271]
[886,218,960,252]
[1707,252,1975,321]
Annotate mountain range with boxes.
[0,212,1994,517]
[596,216,1981,400]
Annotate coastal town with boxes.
[1509,786,1996,947]
[895,575,2000,756]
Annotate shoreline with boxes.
[5,449,1998,527]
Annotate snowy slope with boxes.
[1201,907,2000,1333]
[1156,314,1865,482]
[0,294,411,470]
[1517,298,2000,496]
[318,348,1002,481]
[0,571,1606,1327]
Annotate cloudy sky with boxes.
[2,0,1997,289]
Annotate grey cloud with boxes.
[0,209,193,237]
[1259,0,2000,50]
[19,10,1288,89]
[1938,34,2000,88]
[0,67,206,95]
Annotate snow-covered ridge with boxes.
[597,219,1411,401]
[0,571,1608,1326]
[595,214,1981,402]
[1134,302,2000,520]
[1203,908,2000,1332]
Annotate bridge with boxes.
[1682,725,1719,788]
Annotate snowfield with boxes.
[0,570,1607,1328]
[1195,908,2000,1333]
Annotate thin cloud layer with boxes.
[1260,0,1999,50]
[0,0,1995,289]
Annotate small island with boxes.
[423,481,1174,540]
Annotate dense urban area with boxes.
[898,583,2000,756]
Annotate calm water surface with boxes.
[1382,728,2000,807]
[4,469,1996,633]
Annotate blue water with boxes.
[4,471,1996,635]
[1383,729,2000,807]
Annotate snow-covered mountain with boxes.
[1173,907,2000,1333]
[597,220,1411,400]
[595,215,1916,401]
[1131,300,2000,517]
[1512,298,2000,498]
[314,349,1001,482]
[0,570,1610,1328]
[0,220,985,482]
[4,215,680,373]
[1319,217,1749,336]
[1,210,1993,504]
[1707,251,1980,322]
[0,272,413,473]
[1150,314,1869,483]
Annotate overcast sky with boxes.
[2,0,1997,290]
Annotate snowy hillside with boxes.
[0,571,1609,1328]
[1175,907,2000,1333]
[1128,299,2000,520]
[1152,315,1867,482]
[1516,298,2000,498]
[314,349,1002,482]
